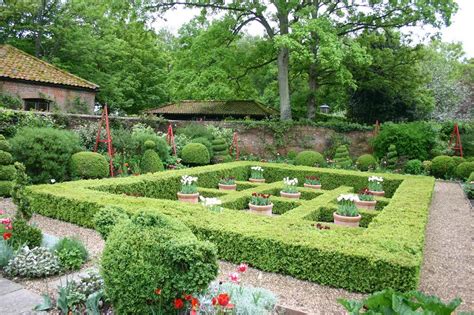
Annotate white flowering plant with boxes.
[250,166,264,179]
[200,196,223,213]
[180,175,198,194]
[368,176,383,192]
[282,177,298,193]
[336,194,359,217]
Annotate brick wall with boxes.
[0,80,95,112]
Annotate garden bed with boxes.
[24,161,435,293]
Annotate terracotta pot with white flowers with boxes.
[356,188,376,210]
[304,176,321,189]
[280,177,301,199]
[248,193,272,216]
[333,194,361,227]
[177,175,199,203]
[218,177,237,191]
[368,176,385,197]
[249,166,265,183]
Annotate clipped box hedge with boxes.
[24,161,434,293]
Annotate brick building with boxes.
[0,44,98,113]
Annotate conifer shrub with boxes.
[0,134,15,196]
[334,145,352,169]
[404,159,424,175]
[386,145,398,169]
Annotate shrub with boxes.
[0,135,15,197]
[0,240,14,268]
[286,150,297,160]
[4,246,61,278]
[0,181,12,196]
[93,206,129,240]
[191,137,213,158]
[101,212,218,314]
[131,127,170,161]
[0,93,23,110]
[422,160,432,175]
[177,123,213,140]
[334,145,352,169]
[356,154,377,171]
[0,165,16,180]
[140,140,164,173]
[385,145,398,169]
[70,152,109,179]
[404,159,424,175]
[11,162,31,220]
[10,128,81,183]
[455,162,474,180]
[181,143,210,165]
[0,135,11,152]
[431,155,456,179]
[372,122,438,161]
[0,151,13,165]
[53,237,88,271]
[8,219,42,249]
[294,151,325,167]
[212,137,230,162]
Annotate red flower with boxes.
[237,263,248,273]
[211,297,217,305]
[3,232,12,240]
[173,298,184,309]
[217,293,230,307]
[154,288,161,295]
[191,297,199,308]
[184,294,192,301]
[124,163,129,167]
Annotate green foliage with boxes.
[286,150,297,160]
[386,145,398,170]
[334,145,352,169]
[0,240,14,268]
[0,135,12,152]
[53,237,88,271]
[338,289,461,314]
[404,160,424,175]
[10,128,81,183]
[0,93,23,110]
[372,122,438,161]
[191,137,214,158]
[423,160,432,175]
[131,126,170,161]
[181,143,210,165]
[294,151,325,167]
[11,162,31,220]
[431,155,456,179]
[69,152,109,179]
[455,162,474,180]
[0,134,15,197]
[8,219,42,249]
[93,206,130,240]
[0,165,16,180]
[0,151,13,165]
[144,140,155,150]
[140,144,164,174]
[101,212,218,314]
[4,246,61,278]
[177,123,213,140]
[356,154,377,171]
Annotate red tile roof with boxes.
[0,44,98,90]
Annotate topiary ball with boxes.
[144,140,156,150]
[422,160,432,174]
[181,143,210,165]
[140,149,164,173]
[0,165,16,180]
[0,139,11,152]
[431,155,455,179]
[101,212,218,314]
[451,156,465,167]
[191,137,213,158]
[404,159,424,175]
[356,154,377,171]
[70,152,109,179]
[294,150,325,167]
[455,162,474,180]
[0,151,13,165]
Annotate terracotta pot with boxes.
[333,212,361,227]
[355,200,376,210]
[249,178,265,183]
[304,183,321,189]
[369,190,385,197]
[280,191,301,199]
[218,183,237,191]
[248,203,273,216]
[177,192,199,203]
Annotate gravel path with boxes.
[418,181,474,312]
[1,181,472,313]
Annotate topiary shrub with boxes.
[212,137,230,163]
[385,145,398,170]
[294,151,325,167]
[334,145,352,169]
[455,162,474,180]
[11,162,31,220]
[10,128,81,183]
[8,219,42,249]
[404,159,424,175]
[70,152,109,179]
[356,154,377,171]
[181,143,210,165]
[93,206,130,240]
[0,134,15,196]
[101,212,218,314]
[140,140,164,173]
[131,129,170,161]
[431,155,455,179]
[191,137,213,159]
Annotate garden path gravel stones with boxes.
[0,180,472,313]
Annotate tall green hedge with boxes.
[24,161,433,293]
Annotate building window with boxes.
[24,98,50,112]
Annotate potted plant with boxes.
[356,188,376,210]
[177,175,199,203]
[218,177,237,191]
[249,166,265,183]
[304,176,321,189]
[333,194,361,227]
[368,176,384,196]
[248,193,272,216]
[200,196,223,213]
[280,177,300,199]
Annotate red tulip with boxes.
[3,232,11,240]
[217,293,230,307]
[191,297,199,308]
[228,272,240,283]
[184,294,192,301]
[237,263,248,273]
[211,297,217,306]
[173,298,184,309]
[154,288,161,295]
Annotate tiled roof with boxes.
[0,44,98,90]
[147,100,278,116]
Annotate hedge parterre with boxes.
[24,161,434,293]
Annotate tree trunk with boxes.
[277,10,291,121]
[307,63,317,120]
